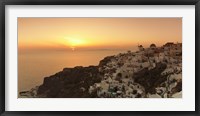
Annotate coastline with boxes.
[19,42,182,98]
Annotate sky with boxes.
[18,18,182,52]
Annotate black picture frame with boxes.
[0,0,199,115]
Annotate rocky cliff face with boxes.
[37,66,101,98]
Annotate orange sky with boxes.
[18,18,182,52]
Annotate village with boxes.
[89,42,182,98]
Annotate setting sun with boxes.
[63,36,89,50]
[67,38,85,46]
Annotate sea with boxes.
[18,50,131,92]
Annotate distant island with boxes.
[19,42,182,98]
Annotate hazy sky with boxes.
[18,18,182,52]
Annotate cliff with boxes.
[37,66,101,98]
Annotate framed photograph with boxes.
[0,0,199,115]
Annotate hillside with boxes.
[19,42,182,98]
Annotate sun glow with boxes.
[68,38,85,46]
[63,37,88,51]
